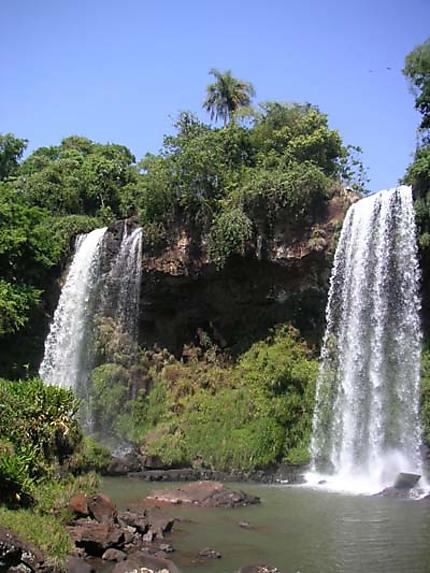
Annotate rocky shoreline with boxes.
[1,481,280,573]
[103,455,307,485]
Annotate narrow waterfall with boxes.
[309,185,423,493]
[39,222,143,434]
[106,223,143,340]
[39,227,107,393]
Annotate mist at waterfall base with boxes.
[307,185,424,495]
[39,222,143,435]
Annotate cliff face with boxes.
[135,190,354,354]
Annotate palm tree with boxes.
[203,68,255,126]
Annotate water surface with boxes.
[103,478,430,573]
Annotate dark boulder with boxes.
[66,522,124,555]
[393,472,421,489]
[0,527,45,572]
[0,527,22,570]
[117,510,149,534]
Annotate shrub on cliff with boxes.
[96,326,319,470]
[135,104,364,267]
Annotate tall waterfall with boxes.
[103,222,143,341]
[309,185,423,493]
[39,227,107,392]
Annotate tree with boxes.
[14,136,139,217]
[0,134,27,181]
[203,69,255,126]
[403,38,430,132]
[403,39,430,249]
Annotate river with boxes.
[103,477,430,573]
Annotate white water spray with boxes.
[39,227,107,392]
[106,223,143,340]
[308,186,423,494]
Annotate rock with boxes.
[0,527,44,572]
[142,531,157,543]
[66,556,95,573]
[198,547,222,559]
[159,544,174,553]
[146,511,175,538]
[393,472,421,489]
[104,454,143,476]
[141,454,166,470]
[238,521,252,529]
[8,565,32,573]
[146,481,260,508]
[66,522,124,555]
[112,551,181,573]
[201,488,260,508]
[102,548,127,561]
[237,566,279,573]
[376,487,412,499]
[0,527,22,569]
[117,510,149,533]
[69,493,89,517]
[88,493,117,524]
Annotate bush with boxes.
[68,437,112,475]
[0,378,81,505]
[207,207,253,268]
[126,326,318,470]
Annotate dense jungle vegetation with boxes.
[0,37,430,563]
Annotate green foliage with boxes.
[136,103,360,268]
[34,472,100,517]
[0,133,27,180]
[208,207,253,268]
[403,40,430,247]
[68,438,111,475]
[403,38,430,131]
[91,363,130,431]
[110,326,318,471]
[0,378,81,505]
[203,68,256,126]
[420,342,430,445]
[0,472,99,568]
[0,507,73,569]
[0,280,41,336]
[15,136,139,217]
[0,179,100,349]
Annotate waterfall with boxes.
[103,222,143,341]
[309,185,423,493]
[39,227,107,393]
[39,222,143,434]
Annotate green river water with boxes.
[102,477,430,573]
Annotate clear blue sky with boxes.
[1,0,429,191]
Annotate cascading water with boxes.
[103,222,143,340]
[308,185,423,494]
[39,222,143,435]
[39,227,107,394]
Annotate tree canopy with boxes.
[403,38,430,132]
[203,68,256,126]
[403,37,430,249]
[0,79,364,375]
